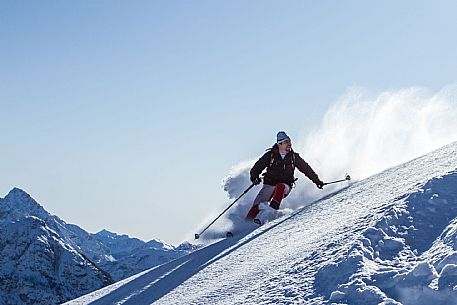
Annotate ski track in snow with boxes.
[66,142,457,305]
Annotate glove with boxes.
[250,176,261,185]
[315,180,324,189]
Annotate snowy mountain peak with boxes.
[146,239,174,250]
[4,187,32,201]
[1,187,49,220]
[0,188,192,304]
[95,229,120,239]
[0,188,114,304]
[95,229,173,251]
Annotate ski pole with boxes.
[195,183,256,239]
[323,174,351,186]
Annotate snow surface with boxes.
[66,142,457,304]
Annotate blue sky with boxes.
[1,1,457,244]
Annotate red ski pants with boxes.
[246,183,290,219]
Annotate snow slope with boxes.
[67,141,457,305]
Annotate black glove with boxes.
[250,176,261,185]
[315,180,324,189]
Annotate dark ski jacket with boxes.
[250,144,321,188]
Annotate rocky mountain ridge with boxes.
[0,188,190,304]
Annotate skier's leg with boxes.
[246,204,260,220]
[253,184,292,225]
[246,185,275,220]
[269,183,291,210]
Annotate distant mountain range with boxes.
[0,188,193,304]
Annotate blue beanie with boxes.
[276,131,290,143]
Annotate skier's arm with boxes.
[295,153,323,187]
[250,152,271,181]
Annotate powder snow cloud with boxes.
[216,84,457,231]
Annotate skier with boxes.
[247,131,324,224]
